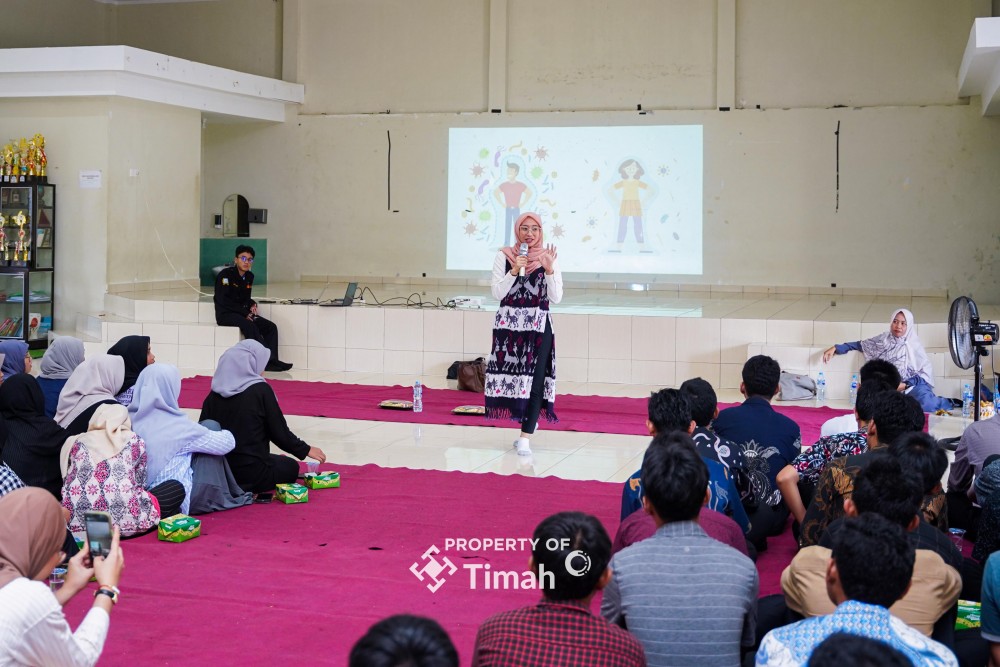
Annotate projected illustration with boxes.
[447,126,703,275]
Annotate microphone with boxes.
[518,242,529,277]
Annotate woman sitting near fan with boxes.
[822,308,954,412]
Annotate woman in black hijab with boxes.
[107,335,155,407]
[0,374,69,499]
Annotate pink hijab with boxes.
[501,212,545,274]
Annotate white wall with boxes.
[0,0,281,78]
[0,99,110,330]
[7,0,1000,309]
[106,98,202,290]
[115,0,282,79]
[198,0,1000,302]
[202,103,1000,300]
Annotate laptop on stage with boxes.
[321,282,359,307]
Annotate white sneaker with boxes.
[513,438,532,456]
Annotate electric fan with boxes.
[948,296,999,421]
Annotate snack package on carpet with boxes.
[158,514,202,543]
[304,471,340,489]
[276,482,309,504]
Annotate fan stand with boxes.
[973,347,990,422]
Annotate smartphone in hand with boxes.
[84,511,113,559]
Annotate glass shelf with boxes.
[0,183,55,346]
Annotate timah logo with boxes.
[409,545,457,593]
[410,540,590,594]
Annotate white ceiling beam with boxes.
[0,46,303,122]
[958,17,1000,116]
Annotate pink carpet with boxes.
[62,463,795,666]
[180,376,851,445]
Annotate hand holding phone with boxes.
[91,527,124,590]
[62,545,95,596]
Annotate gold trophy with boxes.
[14,211,26,262]
[17,139,28,182]
[34,134,46,180]
[1,145,11,182]
[0,214,6,262]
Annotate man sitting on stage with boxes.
[214,245,292,372]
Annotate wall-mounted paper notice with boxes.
[79,170,102,189]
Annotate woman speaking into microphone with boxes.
[485,212,562,457]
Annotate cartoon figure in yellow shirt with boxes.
[609,159,656,253]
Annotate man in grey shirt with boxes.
[947,411,1000,537]
[602,432,759,667]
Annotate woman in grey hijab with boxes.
[36,337,86,418]
[199,340,326,494]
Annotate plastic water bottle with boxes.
[994,378,999,415]
[413,380,423,413]
[849,374,859,407]
[816,372,826,404]
[962,383,973,419]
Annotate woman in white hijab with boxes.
[54,355,126,437]
[822,308,954,412]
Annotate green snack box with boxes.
[303,471,341,489]
[158,514,202,543]
[956,599,981,630]
[276,482,309,504]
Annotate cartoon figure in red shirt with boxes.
[493,162,533,247]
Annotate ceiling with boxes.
[958,17,1000,116]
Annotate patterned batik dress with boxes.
[485,266,558,423]
[62,432,161,538]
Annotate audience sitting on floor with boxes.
[947,408,1000,543]
[784,454,960,637]
[713,355,801,552]
[55,354,126,437]
[818,358,901,437]
[128,363,251,516]
[200,340,325,495]
[776,376,894,525]
[8,331,980,663]
[679,376,754,507]
[0,487,125,667]
[602,432,758,667]
[349,614,458,667]
[798,390,925,547]
[61,403,184,537]
[0,373,68,500]
[756,513,958,666]
[818,434,963,573]
[472,511,645,666]
[107,335,155,407]
[0,340,32,380]
[36,336,86,419]
[620,387,749,535]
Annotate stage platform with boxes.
[74,280,996,397]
